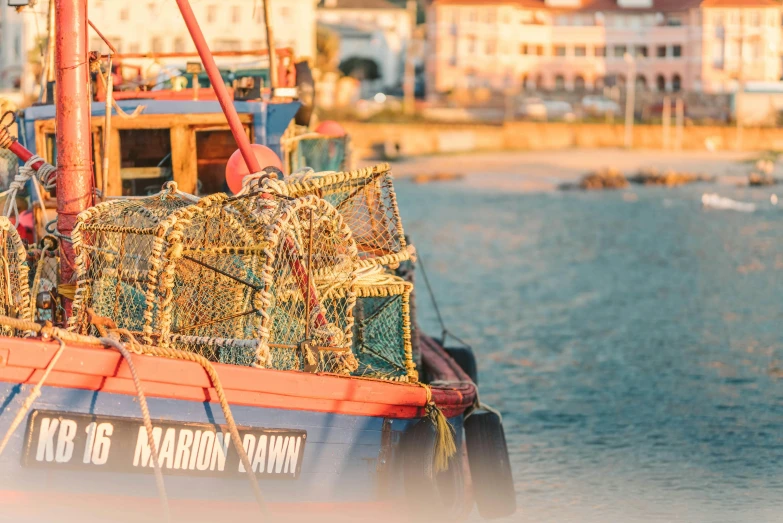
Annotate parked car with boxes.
[518,98,575,121]
[581,95,621,117]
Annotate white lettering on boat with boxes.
[133,426,162,468]
[267,435,289,474]
[25,411,306,479]
[35,417,59,462]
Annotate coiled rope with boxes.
[1,155,56,223]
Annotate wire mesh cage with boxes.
[289,135,350,173]
[352,273,417,383]
[70,186,361,374]
[0,216,31,332]
[258,164,410,268]
[0,147,17,192]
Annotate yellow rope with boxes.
[115,333,268,517]
[100,336,171,523]
[419,383,457,476]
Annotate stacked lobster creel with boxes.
[256,163,419,382]
[0,216,31,334]
[69,183,361,375]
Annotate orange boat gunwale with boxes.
[0,336,475,419]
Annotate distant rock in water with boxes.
[564,168,628,191]
[748,172,777,187]
[410,172,465,184]
[628,168,714,187]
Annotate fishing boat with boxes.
[0,1,514,522]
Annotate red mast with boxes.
[55,0,95,288]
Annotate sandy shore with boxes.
[366,148,761,192]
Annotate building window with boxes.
[574,75,585,91]
[207,5,218,24]
[657,45,667,58]
[151,37,163,53]
[575,45,586,57]
[555,45,566,57]
[232,5,241,24]
[520,44,529,55]
[713,13,724,26]
[667,16,682,27]
[636,74,647,90]
[468,36,476,54]
[635,46,648,58]
[119,8,129,21]
[555,74,565,90]
[672,45,682,58]
[613,45,627,58]
[595,46,606,57]
[468,9,477,22]
[280,6,290,18]
[485,10,496,24]
[656,74,666,92]
[173,37,186,53]
[672,74,681,91]
[485,40,497,55]
[751,10,761,27]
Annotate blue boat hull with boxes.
[0,383,464,520]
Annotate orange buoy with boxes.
[315,120,346,138]
[225,144,283,194]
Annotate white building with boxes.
[317,0,413,94]
[0,0,318,98]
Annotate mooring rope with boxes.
[100,336,171,523]
[0,336,66,457]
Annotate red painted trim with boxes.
[420,335,477,412]
[0,336,473,419]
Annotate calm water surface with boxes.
[396,178,783,523]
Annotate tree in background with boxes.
[315,24,341,74]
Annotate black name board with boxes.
[23,410,306,479]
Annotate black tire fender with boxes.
[445,346,478,385]
[401,417,467,520]
[464,410,516,519]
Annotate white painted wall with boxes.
[0,0,318,98]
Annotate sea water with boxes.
[396,179,783,523]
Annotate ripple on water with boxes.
[396,181,783,522]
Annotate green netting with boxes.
[351,278,416,382]
[290,137,348,173]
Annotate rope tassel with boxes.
[423,386,457,475]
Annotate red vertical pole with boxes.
[175,0,261,174]
[55,0,94,290]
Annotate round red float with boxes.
[315,120,346,138]
[225,144,283,194]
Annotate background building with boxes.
[0,0,318,99]
[426,0,783,96]
[317,0,414,95]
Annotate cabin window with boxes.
[119,129,172,196]
[195,130,246,195]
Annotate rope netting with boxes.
[0,147,17,193]
[0,217,31,333]
[289,136,349,173]
[256,164,410,268]
[352,275,417,382]
[69,184,361,375]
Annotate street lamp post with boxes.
[624,52,636,149]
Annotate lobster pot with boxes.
[352,275,417,382]
[0,147,17,192]
[260,164,410,268]
[0,217,31,331]
[289,136,349,173]
[71,188,361,374]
